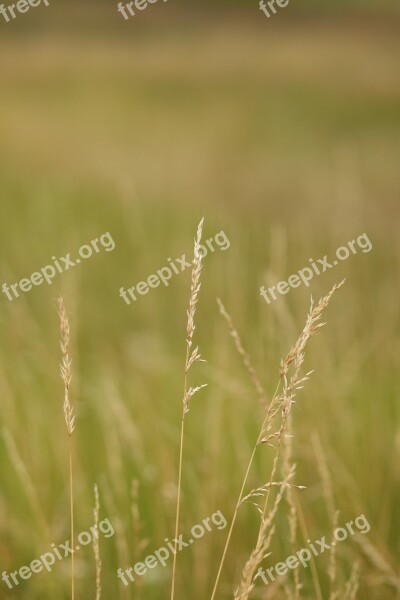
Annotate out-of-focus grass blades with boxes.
[0,6,399,599]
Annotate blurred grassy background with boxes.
[0,2,399,599]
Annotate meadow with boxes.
[0,6,399,599]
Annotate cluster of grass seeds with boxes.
[93,483,102,600]
[58,296,76,600]
[58,299,105,600]
[167,222,354,600]
[52,224,391,600]
[211,281,346,599]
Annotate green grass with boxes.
[0,13,399,600]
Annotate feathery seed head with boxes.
[58,296,75,436]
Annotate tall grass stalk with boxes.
[170,218,206,600]
[58,296,76,600]
[93,484,102,600]
[211,281,344,600]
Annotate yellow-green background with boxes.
[0,2,399,599]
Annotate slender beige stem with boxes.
[93,484,101,600]
[69,438,75,600]
[232,284,344,599]
[171,413,186,600]
[294,495,323,600]
[58,297,76,600]
[210,380,282,599]
[259,411,286,521]
[171,342,190,600]
[171,218,205,599]
[210,445,257,600]
[213,284,344,599]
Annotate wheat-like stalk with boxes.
[58,296,76,600]
[283,414,302,599]
[2,428,49,536]
[234,281,345,600]
[343,563,360,600]
[311,434,339,600]
[217,298,268,408]
[131,480,149,599]
[58,296,75,436]
[355,536,400,592]
[93,484,102,600]
[211,281,344,600]
[234,466,295,600]
[171,218,206,600]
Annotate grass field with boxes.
[0,8,399,599]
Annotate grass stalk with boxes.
[93,484,102,600]
[58,296,76,600]
[211,281,344,599]
[170,218,206,600]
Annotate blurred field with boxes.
[0,6,399,599]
